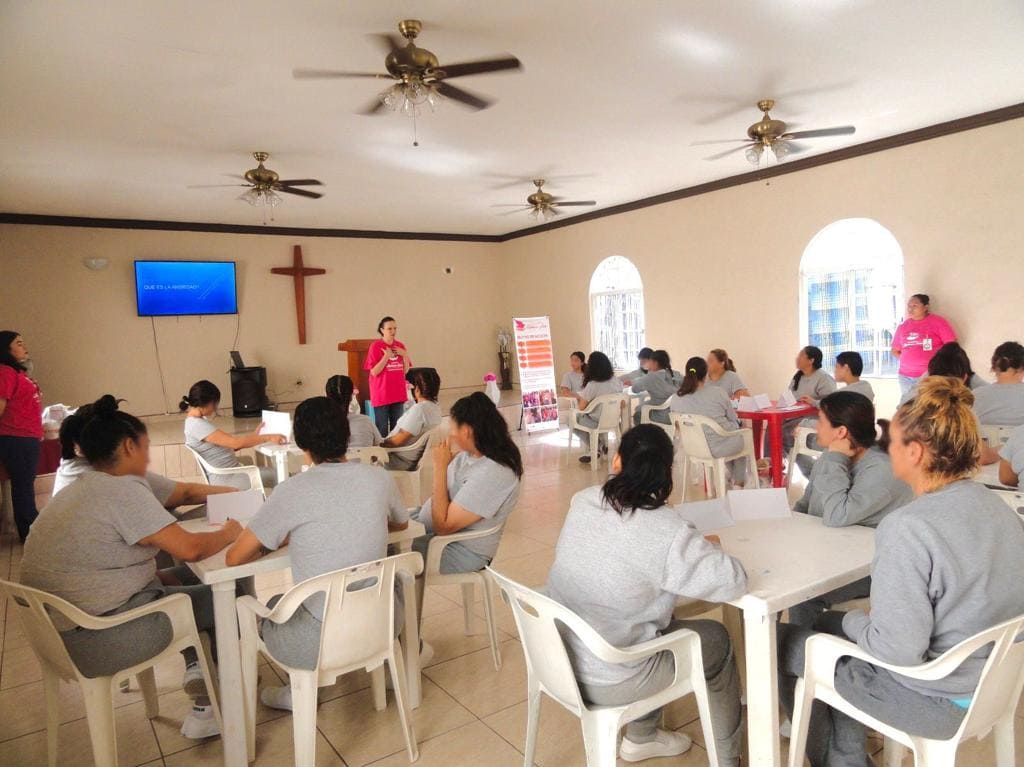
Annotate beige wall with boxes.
[499,117,1024,417]
[3,117,1022,419]
[0,226,502,415]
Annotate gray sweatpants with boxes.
[579,619,743,767]
[787,576,872,629]
[60,566,214,678]
[778,618,966,767]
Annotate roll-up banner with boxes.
[513,316,560,433]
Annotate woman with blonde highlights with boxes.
[778,377,1024,767]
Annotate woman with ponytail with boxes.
[546,425,746,764]
[181,380,284,489]
[669,357,752,487]
[779,377,1024,766]
[326,374,382,447]
[789,345,836,406]
[379,367,442,469]
[706,349,750,399]
[20,395,243,739]
[629,350,678,425]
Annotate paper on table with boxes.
[738,395,759,412]
[726,487,792,521]
[678,498,736,533]
[753,394,772,410]
[207,489,264,524]
[261,409,292,440]
[778,389,797,407]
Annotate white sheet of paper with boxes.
[726,487,792,521]
[207,489,264,524]
[754,394,772,410]
[678,498,736,533]
[778,389,797,407]
[261,410,292,440]
[738,395,759,412]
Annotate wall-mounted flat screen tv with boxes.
[135,260,238,316]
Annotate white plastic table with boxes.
[181,518,426,767]
[255,443,304,484]
[712,513,875,767]
[975,461,1016,489]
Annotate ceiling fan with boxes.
[493,179,597,221]
[188,152,323,223]
[694,100,856,165]
[293,19,521,120]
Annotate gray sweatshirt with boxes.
[629,369,678,407]
[546,486,748,685]
[794,448,913,528]
[843,480,1024,698]
[790,369,837,405]
[841,380,875,402]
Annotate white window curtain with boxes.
[590,257,646,370]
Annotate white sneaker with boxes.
[180,704,220,739]
[181,661,207,700]
[260,685,293,711]
[780,716,792,738]
[619,729,693,762]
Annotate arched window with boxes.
[799,219,905,378]
[590,256,646,371]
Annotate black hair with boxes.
[835,351,864,377]
[677,356,707,396]
[601,424,674,515]
[927,341,973,382]
[377,315,396,336]
[406,367,441,402]
[79,395,147,468]
[991,341,1024,373]
[791,346,824,391]
[582,351,614,385]
[450,392,523,478]
[294,396,349,463]
[818,391,883,450]
[570,351,587,375]
[58,398,124,460]
[910,293,930,306]
[637,347,654,361]
[179,380,221,412]
[325,374,355,410]
[0,331,26,373]
[651,350,673,379]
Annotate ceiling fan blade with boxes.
[276,186,323,199]
[293,69,386,79]
[783,126,856,139]
[703,144,753,161]
[275,179,323,186]
[551,200,597,207]
[435,56,522,79]
[434,81,491,110]
[358,97,387,115]
[549,207,563,216]
[187,184,250,188]
[497,207,531,216]
[371,33,406,55]
[782,141,811,155]
[690,138,749,146]
[491,203,530,207]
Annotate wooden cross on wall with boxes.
[271,245,325,344]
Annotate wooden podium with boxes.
[339,339,377,408]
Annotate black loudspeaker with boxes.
[230,366,267,417]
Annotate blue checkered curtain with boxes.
[806,270,897,377]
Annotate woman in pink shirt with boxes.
[0,330,43,541]
[891,294,957,396]
[365,316,412,436]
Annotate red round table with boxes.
[735,402,818,488]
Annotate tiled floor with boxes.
[1,427,1020,765]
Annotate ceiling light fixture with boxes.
[238,185,282,224]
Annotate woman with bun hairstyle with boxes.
[669,357,751,487]
[0,330,43,541]
[972,340,1024,426]
[20,395,243,739]
[788,391,913,627]
[365,316,412,437]
[706,348,750,399]
[181,380,284,490]
[892,293,958,396]
[779,377,1024,766]
[326,374,382,448]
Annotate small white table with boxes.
[255,443,304,485]
[713,514,876,767]
[975,461,1016,490]
[181,518,425,767]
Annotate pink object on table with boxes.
[736,402,818,488]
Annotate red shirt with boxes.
[0,365,43,438]
[364,340,410,406]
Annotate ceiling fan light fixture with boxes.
[745,145,764,166]
[771,139,791,161]
[380,78,440,117]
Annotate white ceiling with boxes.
[2,0,1023,236]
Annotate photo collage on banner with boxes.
[512,316,559,432]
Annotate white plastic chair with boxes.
[991,489,1024,515]
[0,580,219,767]
[185,445,266,497]
[786,425,823,489]
[980,424,1016,449]
[671,413,759,497]
[487,568,720,767]
[386,426,443,506]
[423,523,506,670]
[639,400,675,438]
[347,446,390,466]
[567,394,627,471]
[788,613,1024,767]
[237,552,423,766]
